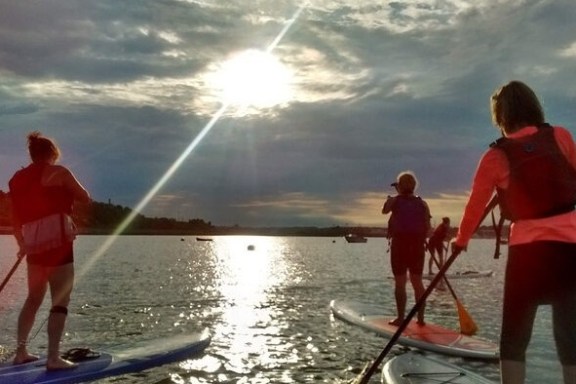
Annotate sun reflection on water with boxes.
[213,236,286,311]
[208,236,299,376]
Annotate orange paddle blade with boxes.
[457,300,478,336]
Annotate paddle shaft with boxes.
[354,195,499,384]
[0,255,24,294]
[430,252,457,298]
[430,251,478,335]
[355,249,462,384]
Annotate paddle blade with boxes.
[348,362,371,384]
[0,255,24,295]
[457,300,478,336]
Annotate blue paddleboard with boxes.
[0,328,210,384]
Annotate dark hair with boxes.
[28,131,60,163]
[490,81,545,134]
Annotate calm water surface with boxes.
[0,235,564,383]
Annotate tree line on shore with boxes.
[0,190,214,235]
[0,190,505,237]
[0,190,381,236]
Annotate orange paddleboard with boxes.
[330,299,498,360]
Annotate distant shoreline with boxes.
[0,226,506,238]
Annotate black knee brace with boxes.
[50,306,68,315]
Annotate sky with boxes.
[1,0,576,229]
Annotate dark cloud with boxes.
[1,0,576,226]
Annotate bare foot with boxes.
[388,318,404,326]
[46,357,78,371]
[13,353,39,365]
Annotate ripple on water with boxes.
[0,236,564,383]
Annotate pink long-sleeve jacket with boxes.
[455,125,576,248]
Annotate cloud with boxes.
[1,0,576,227]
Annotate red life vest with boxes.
[9,164,73,225]
[387,194,430,237]
[491,124,576,221]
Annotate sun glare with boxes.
[208,49,294,110]
[79,5,307,281]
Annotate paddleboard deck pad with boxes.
[0,328,210,384]
[382,350,496,383]
[330,300,498,360]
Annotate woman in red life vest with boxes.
[452,81,576,384]
[9,132,90,371]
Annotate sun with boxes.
[208,49,294,111]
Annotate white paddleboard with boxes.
[0,328,210,384]
[423,270,493,280]
[382,351,496,384]
[330,300,499,360]
[387,270,494,280]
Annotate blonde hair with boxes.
[395,171,418,194]
[490,81,545,134]
[27,131,60,163]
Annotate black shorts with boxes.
[390,234,426,276]
[501,241,576,364]
[27,242,74,267]
[427,239,444,254]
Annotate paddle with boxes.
[0,254,25,295]
[430,252,478,335]
[350,195,499,384]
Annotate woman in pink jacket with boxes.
[453,81,576,384]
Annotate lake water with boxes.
[0,235,564,383]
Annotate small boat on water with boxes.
[344,234,367,243]
[196,237,213,242]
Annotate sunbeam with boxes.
[78,4,308,278]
